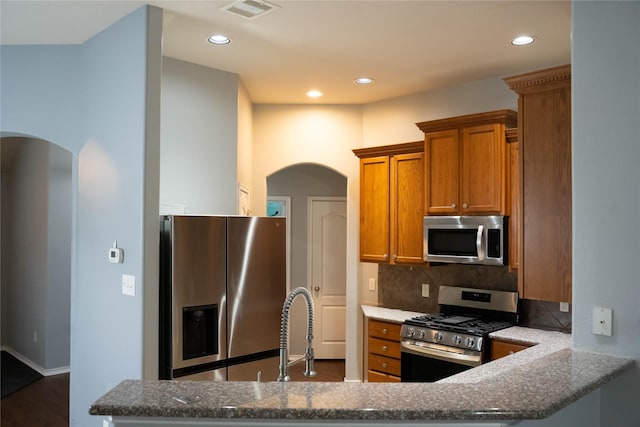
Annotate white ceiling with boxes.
[0,0,571,104]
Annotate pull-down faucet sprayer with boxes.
[277,287,316,382]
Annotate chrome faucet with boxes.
[277,287,316,382]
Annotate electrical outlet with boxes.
[421,284,430,298]
[368,278,376,291]
[559,302,570,312]
[592,306,613,336]
[122,274,135,297]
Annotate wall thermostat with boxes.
[109,241,124,264]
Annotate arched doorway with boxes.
[267,163,347,360]
[1,136,72,425]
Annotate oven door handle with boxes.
[401,341,482,367]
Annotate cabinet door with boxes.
[505,65,571,303]
[460,124,504,214]
[391,152,424,264]
[359,156,390,262]
[424,130,459,214]
[490,339,530,360]
[521,87,572,302]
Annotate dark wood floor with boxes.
[0,360,344,427]
[287,359,345,382]
[1,373,70,427]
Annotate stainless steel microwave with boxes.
[423,215,507,266]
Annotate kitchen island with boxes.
[90,307,634,426]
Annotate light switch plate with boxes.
[122,274,135,297]
[368,278,376,291]
[422,283,430,298]
[592,306,612,336]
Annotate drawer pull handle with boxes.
[382,328,388,334]
[382,363,388,368]
[382,345,388,351]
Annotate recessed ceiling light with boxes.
[354,77,375,85]
[306,90,323,98]
[208,34,231,45]
[511,35,536,46]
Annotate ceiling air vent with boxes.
[222,0,280,20]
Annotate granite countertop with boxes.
[361,305,424,323]
[89,306,634,422]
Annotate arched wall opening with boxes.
[267,163,347,357]
[1,135,72,376]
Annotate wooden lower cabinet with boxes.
[490,339,531,361]
[366,319,401,382]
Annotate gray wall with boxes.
[572,2,640,426]
[0,138,72,371]
[46,141,72,368]
[160,57,239,214]
[0,6,162,427]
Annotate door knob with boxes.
[314,286,320,291]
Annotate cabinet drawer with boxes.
[490,339,531,360]
[368,319,401,340]
[367,370,401,383]
[368,353,401,376]
[368,337,401,359]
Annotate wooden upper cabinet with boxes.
[354,142,424,264]
[391,152,424,264]
[460,124,505,213]
[417,110,517,216]
[359,156,390,262]
[504,64,572,303]
[424,129,459,214]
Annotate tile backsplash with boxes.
[377,264,571,332]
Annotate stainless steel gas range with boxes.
[400,285,518,382]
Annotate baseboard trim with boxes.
[1,346,70,376]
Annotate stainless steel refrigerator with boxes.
[159,215,286,381]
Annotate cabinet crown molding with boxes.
[415,109,517,134]
[353,141,423,158]
[503,64,571,94]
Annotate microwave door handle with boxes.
[476,225,485,260]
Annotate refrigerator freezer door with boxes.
[226,217,286,359]
[170,216,228,370]
[174,366,227,381]
[227,356,280,381]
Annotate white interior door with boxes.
[308,197,347,359]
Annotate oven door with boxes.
[400,340,482,382]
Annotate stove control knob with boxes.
[453,335,462,345]
[434,332,444,343]
[465,337,476,348]
[406,327,415,338]
[417,329,426,340]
